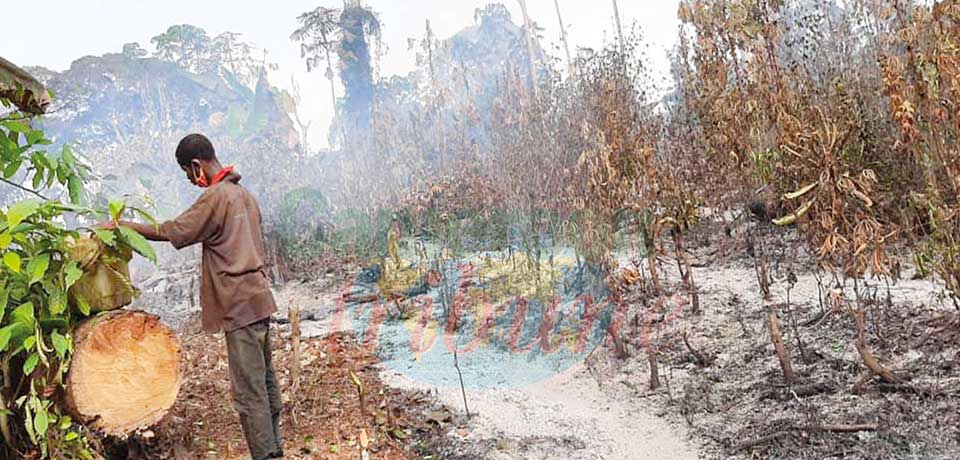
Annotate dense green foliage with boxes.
[1,95,156,458]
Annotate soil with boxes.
[128,324,449,460]
[139,218,960,460]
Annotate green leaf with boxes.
[65,261,83,289]
[22,353,39,374]
[61,145,76,169]
[4,252,21,273]
[0,327,10,351]
[68,176,83,205]
[1,121,30,134]
[51,332,68,359]
[23,336,35,351]
[0,288,7,323]
[31,152,52,170]
[26,130,44,145]
[75,296,90,316]
[131,206,158,227]
[6,199,40,228]
[26,253,50,285]
[46,165,56,188]
[64,432,78,442]
[56,163,67,183]
[0,232,11,249]
[108,199,125,221]
[119,226,156,263]
[34,408,49,437]
[92,228,116,247]
[0,323,30,352]
[48,288,67,316]
[3,160,21,179]
[11,302,34,326]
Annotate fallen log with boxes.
[65,310,182,436]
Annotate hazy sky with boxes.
[2,1,681,148]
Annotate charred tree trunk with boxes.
[647,346,661,390]
[766,305,796,384]
[647,246,661,294]
[65,311,181,436]
[672,229,700,314]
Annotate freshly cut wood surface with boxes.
[65,310,182,436]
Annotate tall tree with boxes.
[151,25,265,86]
[517,0,540,99]
[338,1,381,130]
[211,32,262,87]
[612,0,626,57]
[292,1,382,139]
[553,0,575,77]
[151,25,215,74]
[292,6,341,119]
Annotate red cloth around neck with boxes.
[210,166,234,186]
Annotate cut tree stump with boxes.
[65,310,182,436]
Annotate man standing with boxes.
[105,134,283,459]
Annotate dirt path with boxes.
[382,363,699,460]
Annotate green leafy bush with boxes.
[1,96,155,458]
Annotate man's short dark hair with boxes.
[175,133,216,165]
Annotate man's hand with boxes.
[95,221,118,231]
[112,220,169,242]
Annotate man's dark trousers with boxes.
[225,318,283,460]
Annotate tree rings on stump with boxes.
[65,310,182,436]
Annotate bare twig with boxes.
[851,306,903,384]
[735,423,879,451]
[0,177,50,201]
[682,330,712,367]
[453,348,471,419]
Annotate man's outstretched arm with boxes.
[97,220,167,241]
[99,192,217,249]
